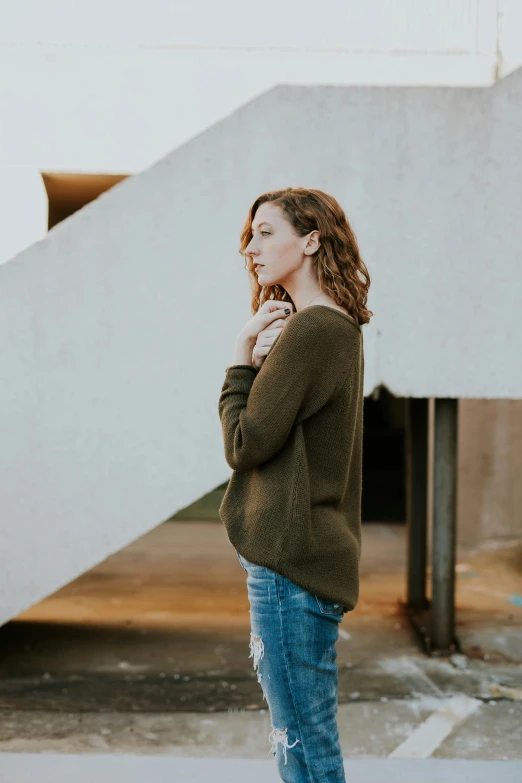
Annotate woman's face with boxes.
[245,203,318,288]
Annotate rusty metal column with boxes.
[405,398,429,609]
[432,397,458,651]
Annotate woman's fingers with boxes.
[252,322,286,368]
[242,303,292,344]
[256,330,283,347]
[258,300,294,316]
[260,308,292,329]
[260,321,286,333]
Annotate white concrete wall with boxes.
[0,168,48,264]
[0,0,515,177]
[1,71,522,625]
[498,0,522,77]
[3,0,521,263]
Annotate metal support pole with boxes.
[405,398,429,610]
[432,398,458,651]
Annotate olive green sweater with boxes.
[218,304,364,613]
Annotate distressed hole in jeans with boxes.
[268,726,300,764]
[249,634,268,702]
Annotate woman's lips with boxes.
[254,263,264,271]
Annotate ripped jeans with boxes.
[236,551,347,783]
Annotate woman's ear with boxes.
[304,230,320,255]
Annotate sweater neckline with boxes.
[302,304,360,330]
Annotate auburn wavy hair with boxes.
[239,187,373,326]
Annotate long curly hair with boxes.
[239,187,373,325]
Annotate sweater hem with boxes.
[233,545,356,614]
[225,364,258,373]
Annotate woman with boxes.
[218,187,372,781]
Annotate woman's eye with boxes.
[261,231,270,236]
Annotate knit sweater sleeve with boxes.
[218,311,346,472]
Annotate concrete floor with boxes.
[0,753,521,783]
[0,521,521,768]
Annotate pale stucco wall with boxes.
[0,0,516,178]
[0,168,48,265]
[458,400,522,546]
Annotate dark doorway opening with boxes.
[362,387,405,523]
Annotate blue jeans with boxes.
[236,551,347,782]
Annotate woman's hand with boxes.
[251,317,290,369]
[240,300,294,344]
[232,300,294,366]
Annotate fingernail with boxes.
[284,308,290,314]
